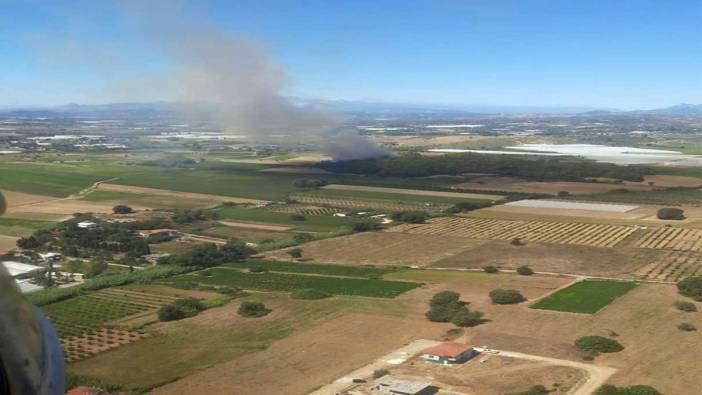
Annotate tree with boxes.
[482,265,499,273]
[390,211,428,224]
[678,322,696,331]
[292,178,327,188]
[595,384,661,395]
[287,248,303,259]
[220,241,255,262]
[65,260,84,274]
[238,301,271,317]
[510,237,524,246]
[451,310,484,327]
[112,205,134,214]
[83,259,107,278]
[158,304,185,321]
[489,289,526,304]
[373,369,390,379]
[575,336,623,353]
[0,191,6,216]
[657,207,685,220]
[351,221,381,233]
[516,266,534,276]
[512,385,550,395]
[677,276,702,301]
[157,298,204,321]
[430,291,461,307]
[674,300,697,312]
[17,236,40,249]
[290,214,306,221]
[557,191,570,197]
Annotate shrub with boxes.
[248,265,268,273]
[112,205,134,214]
[426,303,465,322]
[238,301,270,317]
[512,385,550,395]
[158,305,185,321]
[482,265,499,273]
[516,265,534,276]
[373,369,390,379]
[287,248,303,259]
[674,300,697,312]
[657,207,685,220]
[677,322,696,331]
[451,310,485,327]
[292,233,313,243]
[291,289,331,300]
[575,336,623,353]
[510,237,524,246]
[157,298,204,321]
[351,221,381,233]
[489,289,525,304]
[293,178,328,188]
[557,191,570,197]
[677,276,702,301]
[390,211,428,224]
[290,214,306,221]
[430,291,461,307]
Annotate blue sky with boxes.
[1,0,700,109]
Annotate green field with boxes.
[0,217,56,236]
[42,295,151,337]
[531,280,637,314]
[212,205,361,232]
[167,267,421,298]
[566,188,702,206]
[225,259,397,278]
[0,161,114,197]
[84,190,214,209]
[301,188,492,205]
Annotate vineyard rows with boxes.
[289,194,451,212]
[267,204,340,216]
[635,227,702,252]
[635,251,702,282]
[387,217,637,248]
[61,327,148,363]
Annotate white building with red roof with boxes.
[419,342,478,364]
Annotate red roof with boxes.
[421,342,473,358]
[66,387,107,395]
[139,228,178,235]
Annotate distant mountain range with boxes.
[0,100,700,118]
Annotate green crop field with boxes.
[0,161,116,197]
[225,259,397,278]
[167,267,421,298]
[531,280,637,314]
[566,188,702,206]
[212,205,361,232]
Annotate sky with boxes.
[0,0,701,110]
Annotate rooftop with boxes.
[1,261,46,277]
[420,342,473,358]
[375,375,431,394]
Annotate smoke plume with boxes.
[122,3,388,160]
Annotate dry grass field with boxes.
[289,193,453,211]
[635,227,702,251]
[96,183,266,204]
[321,184,504,200]
[266,232,489,266]
[1,189,56,207]
[635,251,702,281]
[388,217,639,248]
[0,234,18,250]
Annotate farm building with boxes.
[371,375,436,395]
[1,261,47,279]
[77,221,98,229]
[138,228,179,238]
[420,342,478,364]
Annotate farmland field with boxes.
[321,184,504,201]
[224,259,397,278]
[531,280,637,313]
[167,267,421,298]
[388,216,638,247]
[565,188,702,206]
[0,217,55,236]
[265,204,340,216]
[635,251,702,281]
[212,205,358,232]
[289,193,453,212]
[635,227,702,251]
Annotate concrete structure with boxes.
[420,342,478,364]
[138,228,179,238]
[1,261,46,279]
[372,375,435,395]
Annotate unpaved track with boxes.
[217,220,293,231]
[487,349,617,395]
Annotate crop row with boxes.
[388,217,637,248]
[289,194,451,212]
[60,327,148,363]
[167,268,421,298]
[635,251,702,281]
[224,259,395,278]
[635,227,702,252]
[267,204,340,216]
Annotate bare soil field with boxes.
[217,220,293,231]
[0,189,56,207]
[203,225,290,242]
[642,174,702,188]
[388,216,639,248]
[5,199,122,220]
[0,234,18,250]
[96,183,266,204]
[265,232,489,266]
[387,356,584,395]
[431,239,662,277]
[322,184,504,200]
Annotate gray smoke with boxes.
[165,31,387,160]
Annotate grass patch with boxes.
[167,268,421,298]
[0,217,56,236]
[224,259,396,278]
[532,280,637,314]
